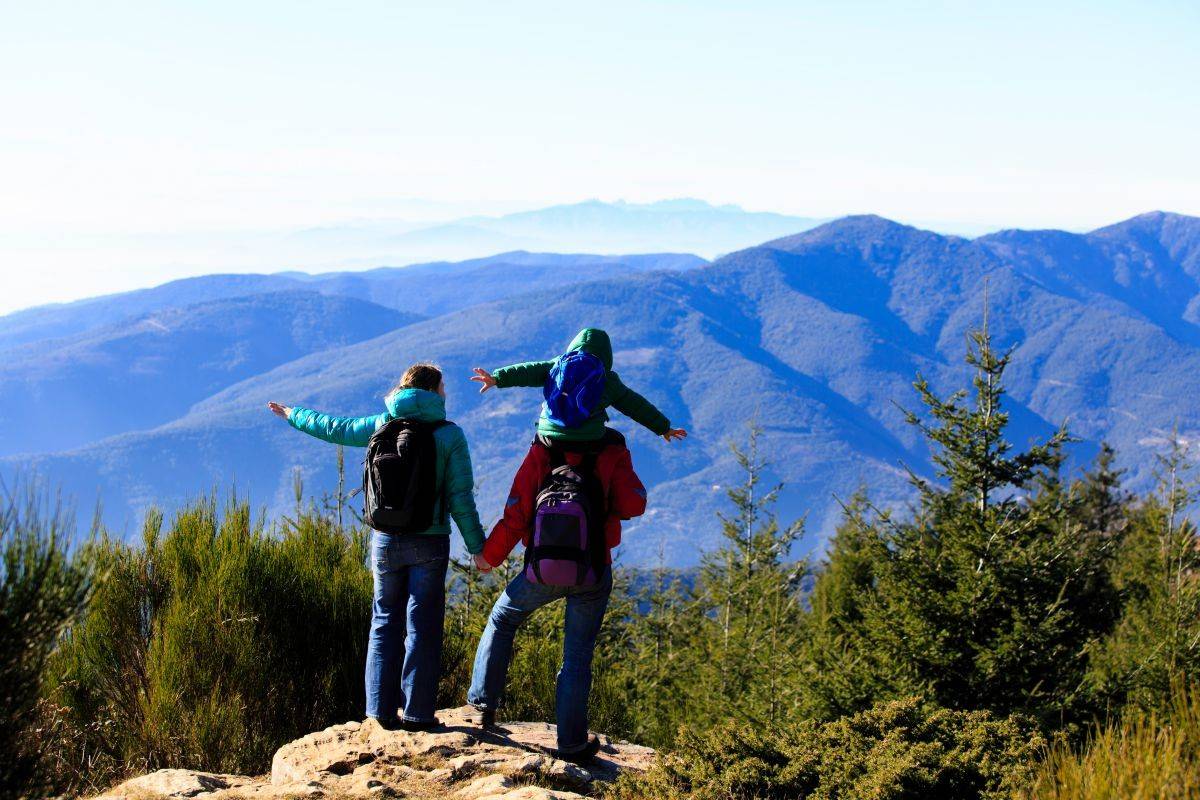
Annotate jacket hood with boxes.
[384,387,447,422]
[567,327,613,370]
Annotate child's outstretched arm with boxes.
[266,401,384,447]
[607,373,688,443]
[471,360,554,393]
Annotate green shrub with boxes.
[0,484,92,799]
[610,697,1043,800]
[43,498,371,792]
[1026,685,1200,800]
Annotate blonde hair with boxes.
[392,363,442,394]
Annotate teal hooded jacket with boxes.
[492,328,672,442]
[287,388,485,554]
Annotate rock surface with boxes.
[93,706,654,800]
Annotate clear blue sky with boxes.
[1,0,1197,311]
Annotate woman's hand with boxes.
[663,428,688,443]
[473,552,493,572]
[470,368,497,394]
[267,402,292,420]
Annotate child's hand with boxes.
[473,552,493,572]
[663,428,688,443]
[471,368,497,394]
[267,402,292,420]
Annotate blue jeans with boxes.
[365,532,449,724]
[467,569,612,752]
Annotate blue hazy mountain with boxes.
[0,274,301,351]
[0,251,704,351]
[4,212,1199,566]
[279,251,705,318]
[0,292,421,457]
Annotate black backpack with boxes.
[363,418,450,534]
[522,445,609,587]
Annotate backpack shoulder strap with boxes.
[547,446,567,469]
[579,450,608,578]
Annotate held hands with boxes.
[663,428,688,443]
[473,552,493,573]
[267,402,292,420]
[470,368,497,394]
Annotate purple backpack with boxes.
[543,350,606,429]
[524,448,607,586]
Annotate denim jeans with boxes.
[365,532,449,724]
[467,569,612,752]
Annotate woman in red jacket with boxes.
[467,428,647,764]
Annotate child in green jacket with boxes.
[471,327,687,444]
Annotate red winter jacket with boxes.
[480,429,647,568]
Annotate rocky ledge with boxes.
[93,706,655,800]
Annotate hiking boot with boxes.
[398,717,439,732]
[468,705,498,730]
[554,734,601,765]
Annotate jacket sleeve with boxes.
[493,360,554,389]
[481,444,546,567]
[443,426,485,554]
[287,407,384,447]
[607,372,672,436]
[608,446,648,520]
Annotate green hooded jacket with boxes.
[492,327,671,442]
[286,387,485,553]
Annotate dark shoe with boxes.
[398,717,439,732]
[467,704,506,732]
[478,706,496,730]
[554,734,601,765]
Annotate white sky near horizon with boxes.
[1,0,1198,314]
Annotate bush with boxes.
[610,697,1044,800]
[42,498,371,793]
[1025,685,1200,800]
[0,484,92,800]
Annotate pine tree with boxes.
[797,491,893,720]
[1088,433,1200,714]
[624,551,694,747]
[1074,442,1129,539]
[689,423,807,728]
[818,323,1120,728]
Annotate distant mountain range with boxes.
[285,199,825,266]
[3,211,1198,566]
[5,200,822,317]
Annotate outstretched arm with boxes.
[268,402,384,447]
[607,373,687,443]
[472,360,555,392]
[481,444,547,568]
[443,428,486,556]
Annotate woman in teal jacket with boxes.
[267,363,483,731]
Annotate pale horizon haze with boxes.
[2,0,1198,314]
